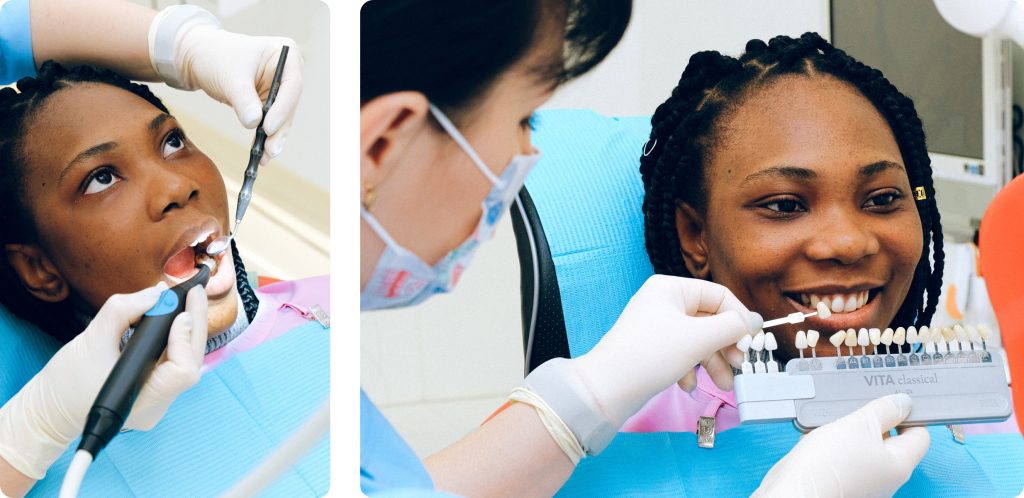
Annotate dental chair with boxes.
[510,109,1024,497]
[979,172,1024,428]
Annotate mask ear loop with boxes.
[428,104,503,187]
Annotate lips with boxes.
[162,219,227,284]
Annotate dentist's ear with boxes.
[4,244,69,302]
[360,91,430,203]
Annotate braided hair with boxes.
[639,33,944,328]
[0,61,259,342]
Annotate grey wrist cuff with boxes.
[148,5,220,89]
[522,358,619,456]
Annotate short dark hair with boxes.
[360,0,631,117]
[0,61,259,342]
[639,32,944,329]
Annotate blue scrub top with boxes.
[361,389,459,497]
[0,0,36,83]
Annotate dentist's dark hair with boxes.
[640,32,944,331]
[361,0,631,120]
[0,61,259,342]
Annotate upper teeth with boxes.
[800,291,869,313]
[190,230,214,247]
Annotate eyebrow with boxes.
[859,160,905,177]
[58,114,172,186]
[741,166,817,185]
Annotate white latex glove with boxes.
[0,284,208,479]
[754,393,930,497]
[525,275,762,454]
[150,6,304,163]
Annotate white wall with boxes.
[361,0,831,457]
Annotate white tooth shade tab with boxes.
[816,301,832,319]
[967,325,982,345]
[953,325,968,342]
[829,331,846,348]
[857,328,869,347]
[869,328,882,345]
[764,332,778,351]
[907,326,919,344]
[806,330,820,348]
[844,329,858,347]
[919,325,931,341]
[737,334,752,352]
[880,328,894,346]
[751,331,765,351]
[941,327,956,343]
[978,324,992,341]
[894,327,906,346]
[795,330,808,350]
[930,328,943,344]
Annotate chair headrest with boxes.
[0,305,60,404]
[526,109,653,357]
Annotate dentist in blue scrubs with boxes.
[0,0,303,495]
[360,1,930,497]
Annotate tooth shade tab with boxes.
[751,331,766,351]
[795,330,808,350]
[953,325,968,342]
[881,328,894,346]
[977,324,992,341]
[941,327,956,342]
[857,328,869,347]
[816,301,832,319]
[966,325,982,344]
[869,328,882,345]
[737,334,752,352]
[764,332,778,351]
[919,325,931,340]
[930,328,943,344]
[894,327,906,346]
[806,330,820,347]
[907,326,919,344]
[829,331,846,348]
[844,329,858,347]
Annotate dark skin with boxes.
[675,74,923,361]
[5,83,240,335]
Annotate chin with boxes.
[206,285,240,337]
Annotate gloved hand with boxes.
[0,284,208,479]
[754,393,930,497]
[149,6,304,163]
[525,275,762,454]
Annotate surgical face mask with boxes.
[361,104,541,310]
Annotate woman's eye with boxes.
[864,190,903,209]
[761,198,807,214]
[83,168,122,195]
[520,113,538,131]
[162,130,186,158]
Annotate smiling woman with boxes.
[639,32,942,361]
[0,61,249,342]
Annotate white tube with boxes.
[58,450,93,498]
[219,399,329,498]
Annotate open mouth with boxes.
[781,286,885,332]
[163,228,226,282]
[787,289,881,315]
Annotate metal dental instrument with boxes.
[206,45,290,256]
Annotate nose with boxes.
[147,163,200,220]
[803,207,880,265]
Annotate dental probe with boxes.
[761,301,833,329]
[61,260,216,498]
[205,45,290,257]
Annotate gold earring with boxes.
[362,183,377,209]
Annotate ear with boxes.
[675,203,711,279]
[4,244,69,302]
[360,91,431,203]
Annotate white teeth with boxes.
[799,290,871,314]
[831,295,844,313]
[816,301,832,319]
[190,230,214,247]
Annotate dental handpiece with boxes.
[230,45,290,239]
[76,262,212,459]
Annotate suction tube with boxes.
[77,263,211,458]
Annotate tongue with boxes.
[164,246,196,278]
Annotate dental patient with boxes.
[628,32,1020,493]
[0,62,328,496]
